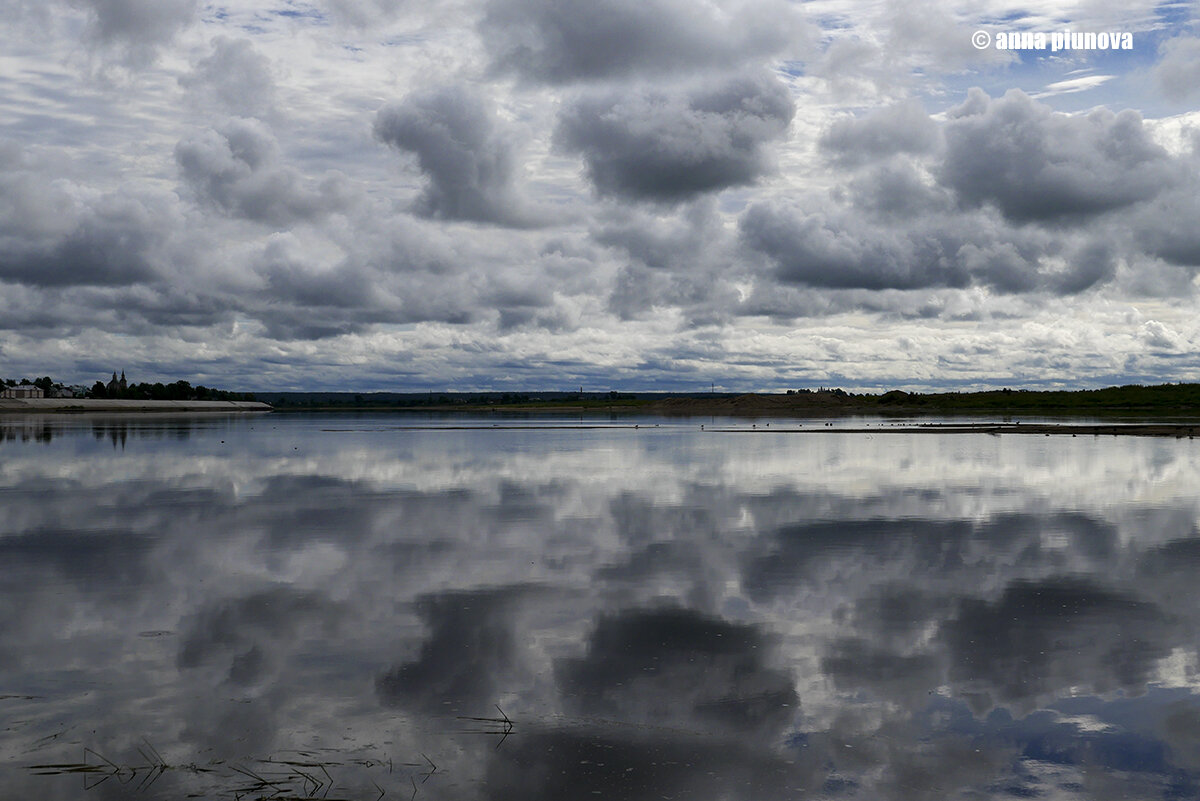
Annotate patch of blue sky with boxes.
[995,9,1032,23]
[810,13,855,32]
[924,38,1154,114]
[777,59,805,78]
[975,9,1038,27]
[920,689,1200,787]
[382,35,427,47]
[1152,0,1195,28]
[270,3,328,23]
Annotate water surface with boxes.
[3,412,1200,799]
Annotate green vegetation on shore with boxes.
[258,383,1200,417]
[2,375,255,403]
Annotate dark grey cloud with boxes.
[844,160,955,219]
[374,85,536,226]
[0,527,154,593]
[483,727,799,801]
[740,197,1120,297]
[738,201,970,291]
[480,605,807,801]
[376,587,530,716]
[741,518,975,602]
[70,0,196,62]
[939,88,1176,223]
[1131,182,1200,267]
[556,72,794,202]
[0,192,168,287]
[821,635,941,704]
[727,88,1197,304]
[324,0,407,26]
[177,586,343,686]
[175,118,351,227]
[820,99,939,166]
[938,577,1174,709]
[241,219,575,339]
[255,239,377,312]
[556,606,797,736]
[180,37,275,117]
[594,202,745,321]
[481,0,804,84]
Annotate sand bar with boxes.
[0,398,271,413]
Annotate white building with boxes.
[0,385,44,399]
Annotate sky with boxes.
[1,0,1199,392]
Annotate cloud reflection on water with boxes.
[2,415,1200,798]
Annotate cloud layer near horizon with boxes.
[2,0,1200,390]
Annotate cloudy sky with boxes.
[1,0,1199,391]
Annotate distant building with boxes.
[106,371,128,396]
[1,385,43,399]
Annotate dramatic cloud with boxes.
[0,190,172,288]
[740,201,1118,296]
[939,577,1174,709]
[1131,180,1200,267]
[376,587,530,715]
[176,118,351,227]
[5,0,1200,389]
[557,606,796,735]
[556,72,794,202]
[374,85,536,226]
[595,201,746,321]
[739,202,968,291]
[180,37,276,117]
[481,0,806,84]
[819,99,939,166]
[69,0,197,63]
[178,587,343,686]
[324,0,409,26]
[736,89,1186,302]
[939,89,1176,222]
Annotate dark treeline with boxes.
[89,380,256,402]
[875,383,1200,412]
[2,376,255,402]
[259,384,1200,415]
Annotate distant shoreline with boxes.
[0,399,272,413]
[257,384,1200,418]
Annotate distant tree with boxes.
[34,376,53,392]
[91,381,107,398]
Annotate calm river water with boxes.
[3,412,1200,800]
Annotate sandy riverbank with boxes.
[0,398,271,413]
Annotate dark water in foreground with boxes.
[4,412,1200,800]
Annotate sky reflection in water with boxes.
[3,413,1200,800]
